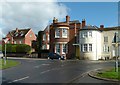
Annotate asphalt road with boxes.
[1,58,118,84]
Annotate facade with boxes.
[41,15,120,60]
[42,26,50,50]
[79,25,102,60]
[5,28,36,46]
[49,15,82,59]
[79,24,120,60]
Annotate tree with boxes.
[37,31,43,58]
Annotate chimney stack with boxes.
[53,17,58,23]
[66,15,70,23]
[82,19,86,28]
[100,25,104,28]
[16,28,18,32]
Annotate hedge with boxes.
[2,44,31,54]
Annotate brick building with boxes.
[41,15,87,59]
[5,28,36,46]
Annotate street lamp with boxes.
[115,32,118,72]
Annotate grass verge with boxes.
[96,67,120,80]
[0,59,20,70]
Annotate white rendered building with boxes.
[79,25,119,60]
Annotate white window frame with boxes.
[89,44,92,52]
[83,32,88,38]
[43,34,46,41]
[83,44,87,52]
[103,45,109,53]
[19,40,22,44]
[55,28,60,38]
[55,44,60,54]
[88,31,92,37]
[62,44,68,54]
[62,28,68,38]
[104,36,108,42]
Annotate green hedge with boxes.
[2,44,31,53]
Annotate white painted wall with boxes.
[79,30,101,60]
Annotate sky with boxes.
[0,0,119,39]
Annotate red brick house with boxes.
[41,15,86,59]
[5,28,36,46]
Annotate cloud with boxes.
[0,0,68,36]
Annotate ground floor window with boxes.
[81,44,93,52]
[62,44,68,54]
[55,44,60,54]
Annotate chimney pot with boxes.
[53,17,58,23]
[100,25,104,28]
[16,28,18,32]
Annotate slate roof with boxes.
[9,28,30,38]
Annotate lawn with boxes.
[0,45,2,51]
[0,59,20,70]
[97,67,120,80]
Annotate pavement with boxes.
[88,68,119,82]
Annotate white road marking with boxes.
[8,76,29,83]
[34,64,50,68]
[40,70,50,74]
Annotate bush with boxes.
[2,44,31,54]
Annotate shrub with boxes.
[2,44,31,54]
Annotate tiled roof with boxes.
[9,28,30,38]
[69,20,80,24]
[80,25,98,30]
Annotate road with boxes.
[1,58,118,84]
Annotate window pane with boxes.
[89,32,92,37]
[89,44,92,51]
[62,28,67,38]
[83,44,87,52]
[56,44,60,54]
[55,29,60,38]
[104,36,108,42]
[62,44,67,54]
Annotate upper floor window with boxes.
[19,40,22,44]
[48,34,49,41]
[55,29,60,38]
[43,34,46,41]
[82,32,88,38]
[88,32,92,37]
[42,45,46,50]
[104,36,108,42]
[62,28,68,38]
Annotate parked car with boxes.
[48,53,64,60]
